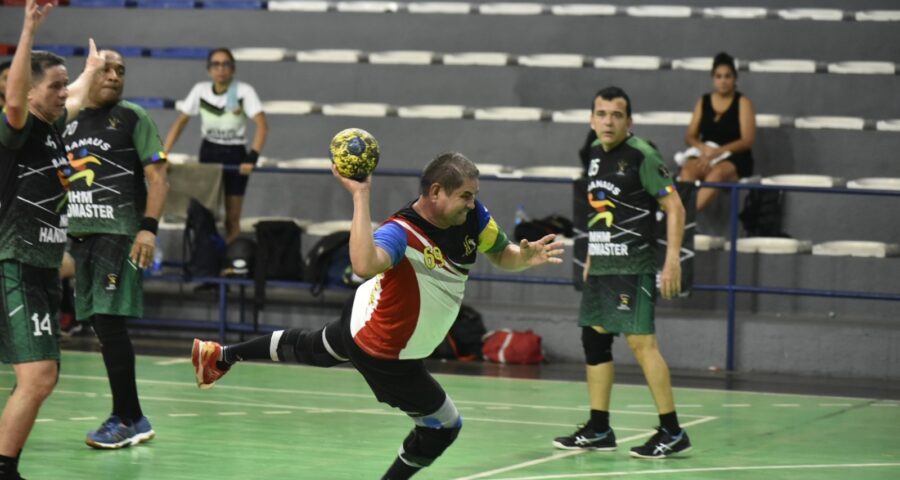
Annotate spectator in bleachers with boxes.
[162,48,267,243]
[677,52,756,211]
[0,60,11,108]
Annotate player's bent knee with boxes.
[400,396,463,467]
[582,327,613,365]
[274,326,348,367]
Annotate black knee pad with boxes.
[276,325,348,367]
[582,327,613,365]
[399,424,462,468]
[398,395,462,467]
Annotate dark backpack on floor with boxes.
[183,198,225,279]
[740,190,789,237]
[253,221,304,320]
[304,231,355,296]
[514,215,574,242]
[432,305,487,361]
[254,221,304,281]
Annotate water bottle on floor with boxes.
[515,204,529,225]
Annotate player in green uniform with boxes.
[552,87,692,459]
[0,1,103,478]
[62,49,169,449]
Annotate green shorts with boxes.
[578,273,656,334]
[70,234,143,321]
[0,260,62,363]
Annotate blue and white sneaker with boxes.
[629,427,692,459]
[85,415,155,449]
[131,416,156,445]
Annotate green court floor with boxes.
[1,350,898,479]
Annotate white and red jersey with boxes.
[349,200,509,360]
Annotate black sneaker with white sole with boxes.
[629,427,692,459]
[552,425,617,451]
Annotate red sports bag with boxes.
[482,329,545,364]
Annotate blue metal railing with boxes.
[148,165,900,370]
[692,181,900,370]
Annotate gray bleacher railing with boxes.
[145,166,900,371]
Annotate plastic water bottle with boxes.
[514,204,529,225]
[150,241,164,276]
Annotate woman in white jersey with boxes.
[163,48,268,243]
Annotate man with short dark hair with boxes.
[61,48,168,449]
[192,152,565,479]
[0,1,102,478]
[552,86,692,459]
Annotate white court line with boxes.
[113,393,611,429]
[820,403,853,407]
[53,389,98,397]
[9,370,707,419]
[41,389,669,431]
[46,390,649,431]
[722,403,751,407]
[154,358,191,366]
[68,416,98,421]
[486,462,900,480]
[452,416,717,480]
[50,351,898,403]
[773,403,801,407]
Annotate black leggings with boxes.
[92,315,143,422]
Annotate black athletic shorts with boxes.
[337,303,447,416]
[199,140,250,196]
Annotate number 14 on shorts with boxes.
[31,313,53,336]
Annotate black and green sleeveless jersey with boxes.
[62,100,166,236]
[584,135,675,275]
[0,109,69,269]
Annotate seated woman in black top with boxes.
[679,52,756,211]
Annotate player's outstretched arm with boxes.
[487,233,565,272]
[331,165,392,277]
[65,38,104,123]
[5,0,53,129]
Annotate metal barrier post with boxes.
[726,184,740,371]
[218,281,227,342]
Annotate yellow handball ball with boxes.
[329,128,380,181]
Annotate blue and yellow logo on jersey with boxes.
[588,191,615,228]
[63,148,101,187]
